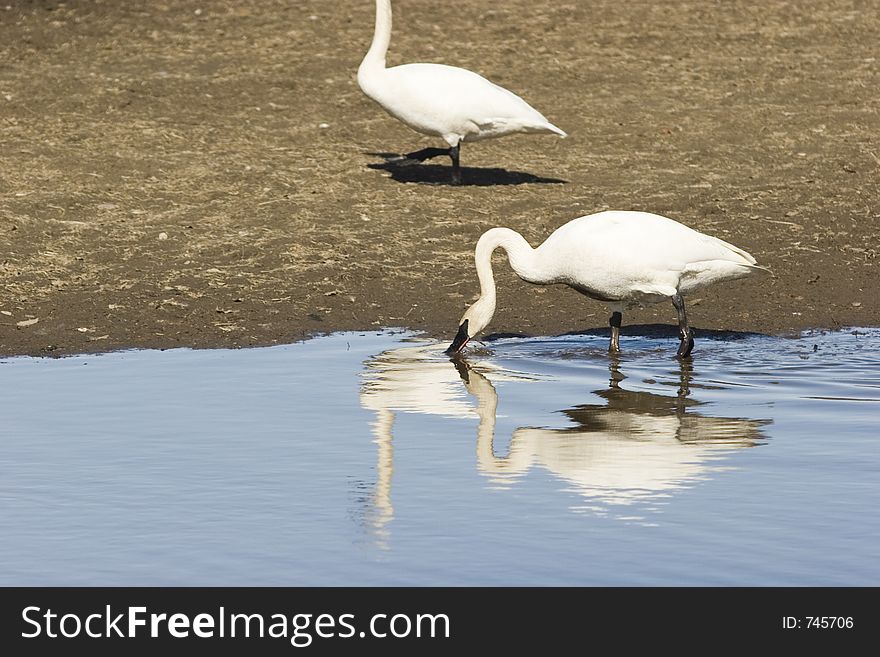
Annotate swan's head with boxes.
[446,297,496,355]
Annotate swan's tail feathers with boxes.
[681,259,770,285]
[544,122,567,138]
[702,233,758,265]
[729,262,772,282]
[743,263,772,275]
[478,117,567,138]
[520,120,566,137]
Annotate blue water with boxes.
[0,328,877,585]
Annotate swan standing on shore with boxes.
[446,211,766,358]
[357,0,566,185]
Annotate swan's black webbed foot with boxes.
[676,328,695,359]
[389,147,451,166]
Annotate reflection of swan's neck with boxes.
[369,408,394,547]
[470,370,497,463]
[464,368,533,478]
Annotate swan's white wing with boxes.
[540,211,760,300]
[374,63,562,140]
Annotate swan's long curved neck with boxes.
[360,0,392,75]
[475,228,547,303]
[460,227,550,342]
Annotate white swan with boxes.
[358,0,566,184]
[446,210,767,357]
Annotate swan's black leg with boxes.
[390,147,451,165]
[671,293,695,358]
[609,311,622,353]
[449,142,461,185]
[387,143,461,184]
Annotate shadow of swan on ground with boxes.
[365,152,567,186]
[358,343,770,544]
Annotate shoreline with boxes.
[2,319,873,360]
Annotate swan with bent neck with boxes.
[446,210,767,358]
[358,0,566,185]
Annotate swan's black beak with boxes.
[445,320,470,355]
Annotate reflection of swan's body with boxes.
[358,344,767,540]
[468,368,765,504]
[358,0,565,184]
[491,429,735,503]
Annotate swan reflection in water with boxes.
[359,342,769,543]
[358,344,529,547]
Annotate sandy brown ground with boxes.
[0,0,878,357]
